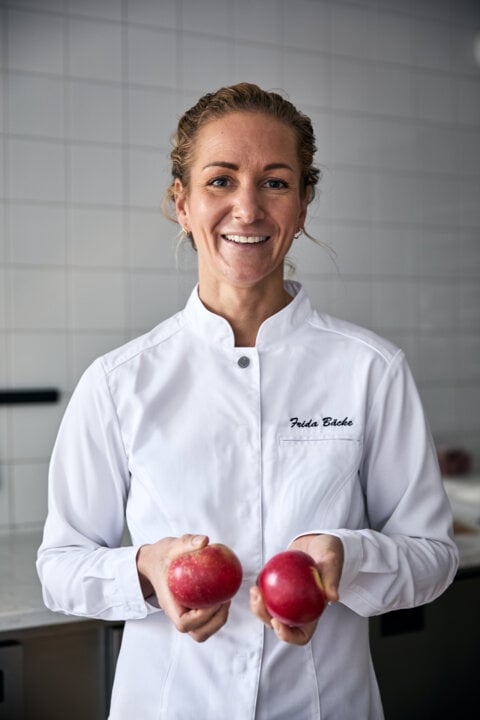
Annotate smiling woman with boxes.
[173,112,309,343]
[37,83,458,720]
[162,83,321,347]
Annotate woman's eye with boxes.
[208,177,229,187]
[264,178,288,189]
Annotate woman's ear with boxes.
[174,179,189,231]
[298,188,310,229]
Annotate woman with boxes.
[37,83,458,720]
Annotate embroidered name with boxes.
[290,416,353,428]
[290,417,318,428]
[322,416,353,427]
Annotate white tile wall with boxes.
[0,0,479,531]
[415,71,456,125]
[331,57,371,114]
[127,87,177,147]
[283,0,330,54]
[127,147,169,208]
[9,204,66,265]
[69,269,125,330]
[127,25,178,88]
[8,139,67,202]
[181,0,231,37]
[69,207,124,267]
[232,44,284,91]
[8,73,65,138]
[68,0,122,23]
[126,0,178,29]
[68,17,122,83]
[7,9,65,75]
[9,332,69,388]
[70,144,124,205]
[126,211,178,270]
[232,0,283,45]
[458,77,480,125]
[331,2,373,59]
[69,81,123,144]
[9,267,68,330]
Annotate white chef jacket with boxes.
[37,281,458,720]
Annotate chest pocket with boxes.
[275,434,363,530]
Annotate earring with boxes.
[294,228,303,240]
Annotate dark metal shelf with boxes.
[0,388,60,405]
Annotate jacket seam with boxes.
[102,316,187,376]
[307,316,398,365]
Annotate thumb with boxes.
[180,533,209,550]
[317,548,343,603]
[319,567,340,603]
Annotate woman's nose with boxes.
[232,187,265,223]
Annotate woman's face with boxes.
[175,111,309,297]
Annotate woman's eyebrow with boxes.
[202,161,238,171]
[202,161,294,172]
[264,163,295,172]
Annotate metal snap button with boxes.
[237,355,250,368]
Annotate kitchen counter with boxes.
[1,478,480,634]
[443,475,480,570]
[0,530,82,633]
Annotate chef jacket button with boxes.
[238,355,250,368]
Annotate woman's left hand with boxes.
[249,534,344,646]
[291,533,344,604]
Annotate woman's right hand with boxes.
[136,534,231,643]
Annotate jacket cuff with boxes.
[115,546,157,617]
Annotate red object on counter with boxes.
[437,447,472,477]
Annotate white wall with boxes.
[1,0,479,531]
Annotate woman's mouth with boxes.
[222,234,270,245]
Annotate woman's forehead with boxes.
[192,112,299,167]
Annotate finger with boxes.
[317,546,343,603]
[170,601,223,634]
[320,566,340,603]
[249,586,273,628]
[188,602,231,643]
[271,617,318,646]
[176,533,209,555]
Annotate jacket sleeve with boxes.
[320,352,458,617]
[36,359,151,621]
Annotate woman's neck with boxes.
[198,281,293,347]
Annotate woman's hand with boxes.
[136,534,230,643]
[249,534,344,646]
[249,586,319,645]
[290,533,344,603]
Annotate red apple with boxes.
[258,550,326,627]
[167,543,243,609]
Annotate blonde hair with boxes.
[162,83,321,227]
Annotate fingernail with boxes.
[192,535,204,546]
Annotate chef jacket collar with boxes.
[184,281,312,350]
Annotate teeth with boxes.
[224,235,268,244]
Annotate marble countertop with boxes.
[1,478,480,634]
[0,530,82,633]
